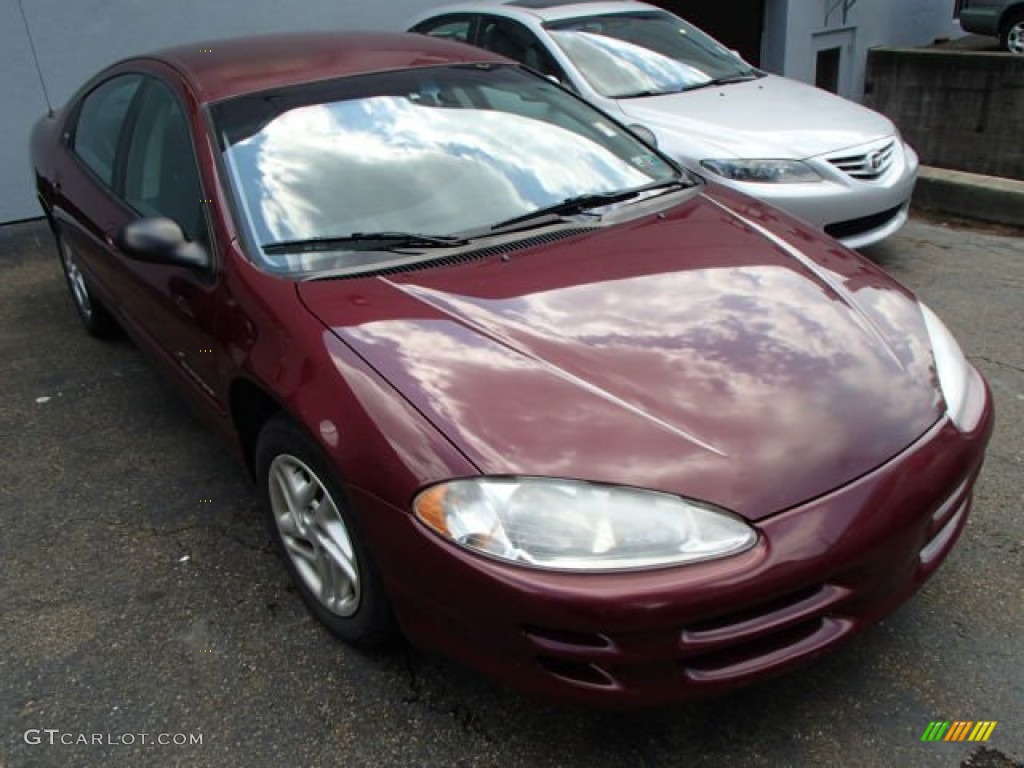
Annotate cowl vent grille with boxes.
[335,227,600,280]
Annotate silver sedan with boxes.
[409,0,920,249]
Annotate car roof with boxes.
[413,0,657,24]
[127,31,508,104]
[506,0,654,20]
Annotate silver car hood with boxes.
[616,74,896,160]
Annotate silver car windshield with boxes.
[545,11,758,99]
[212,64,679,275]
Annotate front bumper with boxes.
[960,7,1002,36]
[707,138,919,250]
[358,375,992,708]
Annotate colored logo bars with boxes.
[921,721,997,742]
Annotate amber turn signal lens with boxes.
[414,485,449,534]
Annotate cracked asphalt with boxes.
[1,215,1021,768]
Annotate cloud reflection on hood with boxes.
[324,249,941,519]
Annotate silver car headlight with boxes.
[920,303,974,431]
[414,477,757,571]
[700,159,822,184]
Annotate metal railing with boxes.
[825,0,859,26]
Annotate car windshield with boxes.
[545,11,759,99]
[212,64,680,275]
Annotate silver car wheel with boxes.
[1008,21,1024,53]
[268,454,361,617]
[60,237,93,320]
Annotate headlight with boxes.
[920,303,974,431]
[700,159,822,183]
[413,477,756,571]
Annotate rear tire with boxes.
[1000,10,1024,53]
[56,232,116,338]
[256,414,397,646]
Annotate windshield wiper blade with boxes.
[489,178,690,233]
[681,72,761,92]
[263,231,469,255]
[618,88,665,99]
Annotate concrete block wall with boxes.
[864,48,1024,181]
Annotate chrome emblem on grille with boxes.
[868,149,885,172]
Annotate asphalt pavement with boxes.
[1,215,1021,768]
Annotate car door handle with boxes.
[174,295,195,317]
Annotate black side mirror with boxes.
[626,123,658,148]
[116,218,210,269]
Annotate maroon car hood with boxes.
[298,194,943,520]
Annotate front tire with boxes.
[56,232,116,337]
[1001,10,1024,53]
[256,415,397,646]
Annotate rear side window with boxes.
[478,17,565,80]
[72,75,143,186]
[413,14,474,42]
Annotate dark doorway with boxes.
[815,47,841,93]
[649,0,766,66]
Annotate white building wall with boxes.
[761,0,792,75]
[1,0,441,224]
[761,0,963,100]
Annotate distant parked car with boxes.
[960,0,1024,53]
[409,0,920,249]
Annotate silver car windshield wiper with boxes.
[621,71,762,98]
[681,72,762,92]
[263,231,469,255]
[488,178,691,234]
[618,88,667,99]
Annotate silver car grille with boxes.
[827,141,897,181]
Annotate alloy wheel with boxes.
[60,237,93,320]
[268,454,361,617]
[1008,20,1024,54]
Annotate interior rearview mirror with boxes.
[116,218,210,269]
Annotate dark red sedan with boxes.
[30,32,993,706]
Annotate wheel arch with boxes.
[229,377,285,478]
[1001,3,1024,30]
[36,188,55,223]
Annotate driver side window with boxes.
[123,81,208,246]
[413,14,474,43]
[478,17,565,82]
